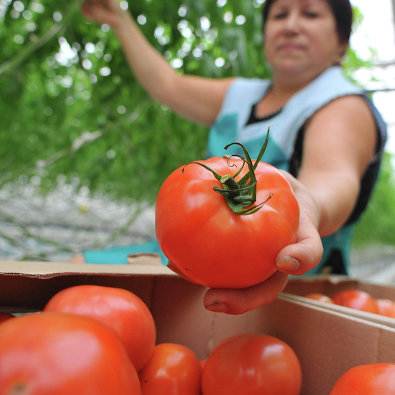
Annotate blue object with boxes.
[83,238,168,265]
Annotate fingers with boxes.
[276,241,323,275]
[203,271,289,315]
[276,169,323,275]
[81,1,103,20]
[276,215,323,275]
[81,0,120,24]
[82,6,108,22]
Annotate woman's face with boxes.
[264,0,347,82]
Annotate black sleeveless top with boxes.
[245,98,385,227]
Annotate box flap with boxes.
[286,275,395,299]
[0,259,175,312]
[281,293,395,329]
[0,256,172,277]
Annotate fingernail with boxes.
[205,302,229,313]
[276,256,300,272]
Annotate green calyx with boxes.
[184,130,272,215]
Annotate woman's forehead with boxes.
[269,0,328,8]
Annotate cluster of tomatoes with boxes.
[0,284,302,394]
[0,284,394,394]
[304,288,395,317]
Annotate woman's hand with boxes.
[203,271,289,315]
[203,171,323,315]
[275,170,323,275]
[82,0,126,28]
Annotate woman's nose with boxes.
[283,12,301,33]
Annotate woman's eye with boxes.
[304,11,318,18]
[273,12,288,19]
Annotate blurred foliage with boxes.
[0,0,394,246]
[0,0,271,203]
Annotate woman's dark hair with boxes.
[262,0,353,45]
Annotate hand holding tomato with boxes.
[203,172,323,314]
[156,139,300,290]
[156,138,325,314]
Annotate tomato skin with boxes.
[332,290,379,313]
[156,157,299,288]
[139,343,201,395]
[376,298,395,318]
[0,312,142,395]
[201,333,302,395]
[304,293,334,304]
[329,363,395,395]
[43,285,156,371]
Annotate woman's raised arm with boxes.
[82,0,234,126]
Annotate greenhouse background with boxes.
[0,0,395,284]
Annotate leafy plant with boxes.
[0,0,393,248]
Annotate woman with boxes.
[79,0,387,314]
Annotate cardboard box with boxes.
[1,259,394,395]
[285,274,395,301]
[284,275,395,328]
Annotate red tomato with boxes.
[331,289,378,313]
[304,293,334,304]
[329,363,395,395]
[0,313,14,324]
[44,285,156,371]
[139,343,201,395]
[0,312,141,395]
[156,144,299,288]
[376,298,395,318]
[201,333,302,395]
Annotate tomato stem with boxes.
[184,130,271,215]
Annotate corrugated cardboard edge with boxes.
[0,258,176,312]
[286,274,395,299]
[0,256,175,278]
[285,275,395,328]
[281,293,395,329]
[1,260,394,327]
